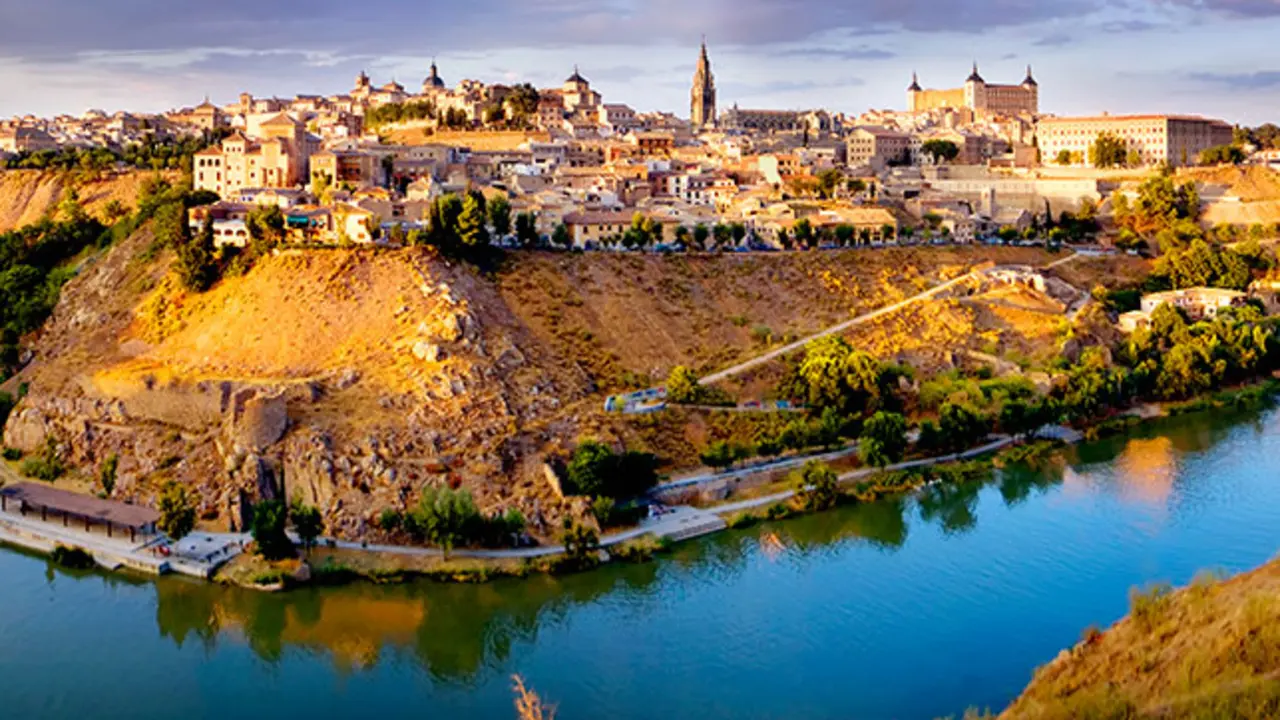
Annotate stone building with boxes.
[690,40,717,129]
[908,64,1039,116]
[1036,114,1234,168]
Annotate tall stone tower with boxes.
[691,39,717,129]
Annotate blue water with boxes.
[3,407,1280,719]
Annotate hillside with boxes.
[0,169,168,231]
[2,234,1067,539]
[1002,559,1280,719]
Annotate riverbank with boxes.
[4,380,1277,592]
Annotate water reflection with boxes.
[144,409,1273,687]
[153,564,665,683]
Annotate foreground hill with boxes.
[1002,559,1280,719]
[2,226,1058,540]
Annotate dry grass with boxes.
[1002,558,1280,719]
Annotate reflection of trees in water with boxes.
[152,561,664,685]
[916,480,982,535]
[778,498,910,552]
[998,462,1067,508]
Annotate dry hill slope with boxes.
[3,239,1059,540]
[0,170,167,231]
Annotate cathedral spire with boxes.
[691,37,717,129]
[907,71,921,92]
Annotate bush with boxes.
[378,508,404,531]
[591,496,617,527]
[20,436,64,481]
[1129,582,1174,631]
[793,460,840,512]
[1,446,21,460]
[251,570,286,586]
[564,441,658,499]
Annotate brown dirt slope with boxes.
[498,246,1055,390]
[1003,559,1280,719]
[0,169,169,231]
[3,241,1108,542]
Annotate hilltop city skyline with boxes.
[2,0,1280,122]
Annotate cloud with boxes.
[1163,0,1280,18]
[0,0,1106,59]
[773,47,896,60]
[1032,32,1075,46]
[1188,70,1280,89]
[1101,19,1162,32]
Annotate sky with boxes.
[2,0,1279,124]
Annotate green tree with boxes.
[458,192,490,249]
[157,481,196,541]
[816,168,843,199]
[564,441,658,499]
[98,453,119,497]
[246,205,286,254]
[859,411,908,468]
[692,224,710,251]
[791,336,901,416]
[792,219,814,248]
[673,225,691,248]
[938,403,990,453]
[176,214,218,292]
[560,518,599,566]
[1055,149,1074,166]
[700,441,737,470]
[290,497,324,551]
[730,223,747,246]
[487,195,512,239]
[793,461,839,512]
[712,223,732,250]
[1199,144,1246,166]
[251,499,293,559]
[514,212,538,248]
[666,365,703,404]
[409,486,481,556]
[921,139,960,164]
[1089,132,1127,168]
[834,224,855,247]
[552,223,572,249]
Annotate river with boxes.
[4,406,1280,719]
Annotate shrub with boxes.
[2,446,21,460]
[793,461,840,511]
[98,453,118,497]
[20,456,63,481]
[1129,582,1174,631]
[591,496,617,527]
[378,508,403,531]
[251,571,286,586]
